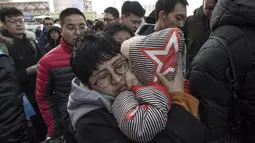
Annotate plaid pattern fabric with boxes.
[112,28,185,143]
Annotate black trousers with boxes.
[63,131,77,143]
[30,103,47,142]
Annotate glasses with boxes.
[103,18,116,23]
[94,59,129,88]
[6,18,24,25]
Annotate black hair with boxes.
[121,1,145,17]
[54,19,60,23]
[104,7,120,19]
[59,8,86,26]
[92,20,105,31]
[71,30,121,85]
[0,7,23,23]
[43,17,53,24]
[104,22,134,37]
[155,0,188,21]
[86,20,93,28]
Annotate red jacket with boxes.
[36,39,75,138]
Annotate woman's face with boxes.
[50,30,60,40]
[88,54,131,97]
[113,31,132,43]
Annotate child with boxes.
[111,28,199,143]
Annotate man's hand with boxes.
[156,65,184,94]
[26,64,39,75]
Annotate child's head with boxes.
[121,28,185,85]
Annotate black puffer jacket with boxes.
[1,30,41,103]
[0,52,28,143]
[184,5,211,71]
[187,0,255,142]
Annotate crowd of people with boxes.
[0,0,255,143]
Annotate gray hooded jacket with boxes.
[67,77,114,130]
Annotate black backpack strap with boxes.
[210,25,252,86]
[210,25,253,137]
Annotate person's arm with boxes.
[170,92,199,119]
[0,54,28,142]
[17,63,39,83]
[38,33,47,53]
[187,38,236,141]
[76,109,135,143]
[112,84,170,143]
[34,41,43,58]
[36,57,62,138]
[16,69,29,83]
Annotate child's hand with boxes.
[124,70,139,90]
[156,65,184,93]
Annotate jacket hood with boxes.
[146,10,156,24]
[122,28,185,85]
[47,26,61,43]
[67,78,113,130]
[195,6,207,20]
[25,30,36,41]
[211,0,255,31]
[193,7,199,15]
[135,23,155,36]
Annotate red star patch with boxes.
[139,28,180,83]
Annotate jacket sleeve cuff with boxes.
[170,92,199,119]
[131,85,146,93]
[16,69,28,83]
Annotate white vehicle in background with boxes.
[33,15,53,23]
[25,23,43,32]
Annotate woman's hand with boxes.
[156,65,184,93]
[124,69,139,90]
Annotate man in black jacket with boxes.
[187,0,255,142]
[0,7,47,142]
[103,7,120,24]
[0,50,28,143]
[137,0,188,36]
[120,1,145,33]
[184,0,217,71]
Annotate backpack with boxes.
[0,40,37,56]
[209,25,254,139]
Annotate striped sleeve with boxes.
[112,85,170,143]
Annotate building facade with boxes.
[53,0,85,12]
